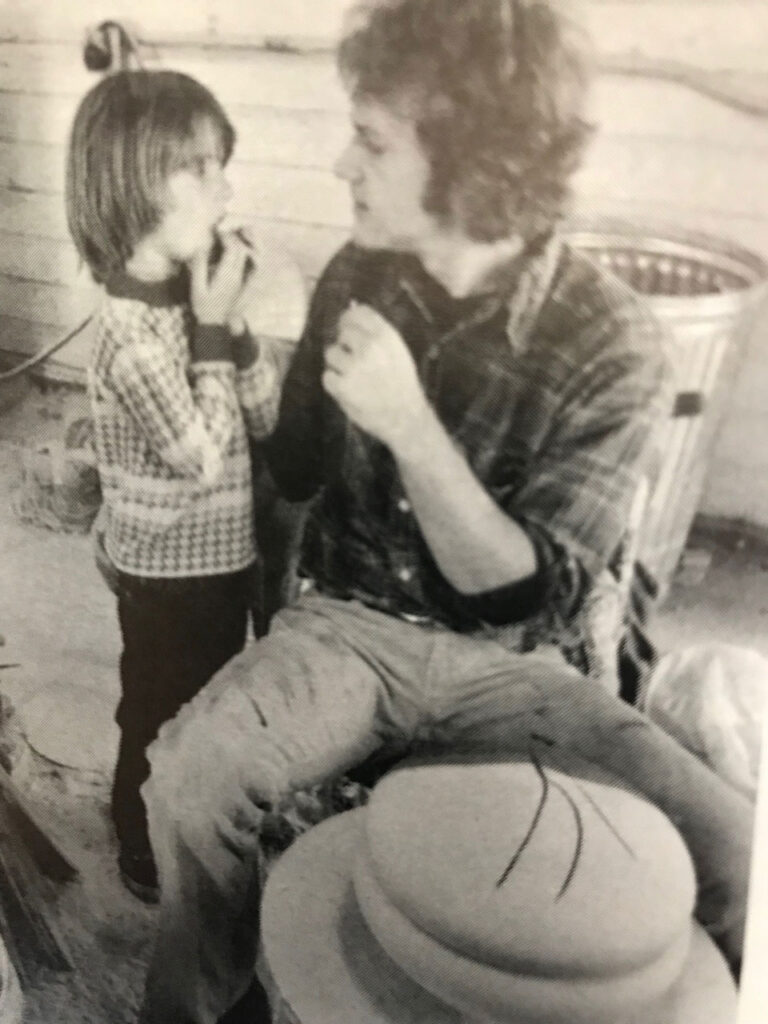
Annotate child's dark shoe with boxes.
[118,850,160,904]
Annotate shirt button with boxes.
[425,347,439,362]
[397,498,411,513]
[396,566,414,583]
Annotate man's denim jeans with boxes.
[138,593,748,1023]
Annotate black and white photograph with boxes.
[0,1,766,1022]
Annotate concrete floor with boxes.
[655,529,768,663]
[0,384,153,1024]
[1,380,767,1022]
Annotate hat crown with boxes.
[360,757,696,980]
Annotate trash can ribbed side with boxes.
[566,222,768,599]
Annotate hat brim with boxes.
[262,809,737,1024]
[262,809,462,1024]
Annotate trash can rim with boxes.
[565,219,768,316]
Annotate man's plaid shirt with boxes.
[267,236,673,662]
[89,272,279,578]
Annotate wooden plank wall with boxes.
[1,0,768,524]
[0,43,353,369]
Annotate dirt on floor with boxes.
[1,377,767,1023]
[0,742,156,1024]
[0,380,156,1023]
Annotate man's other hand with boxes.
[323,301,430,451]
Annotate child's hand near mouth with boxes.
[190,232,252,329]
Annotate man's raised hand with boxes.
[323,301,430,451]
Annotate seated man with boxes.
[137,2,754,1022]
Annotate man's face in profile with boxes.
[334,97,442,254]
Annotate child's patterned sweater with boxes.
[88,271,279,578]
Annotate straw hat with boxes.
[262,755,738,1024]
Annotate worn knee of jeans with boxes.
[142,704,285,874]
[141,723,195,849]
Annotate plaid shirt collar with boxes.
[397,232,563,354]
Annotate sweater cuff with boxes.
[231,329,260,370]
[191,324,232,363]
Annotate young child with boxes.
[65,69,281,902]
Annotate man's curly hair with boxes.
[338,0,594,243]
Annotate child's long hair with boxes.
[66,70,235,283]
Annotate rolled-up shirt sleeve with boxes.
[265,318,326,501]
[445,518,587,626]
[266,246,356,502]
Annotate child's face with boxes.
[154,120,233,265]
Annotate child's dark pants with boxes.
[113,568,252,862]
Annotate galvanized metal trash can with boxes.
[567,221,768,598]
